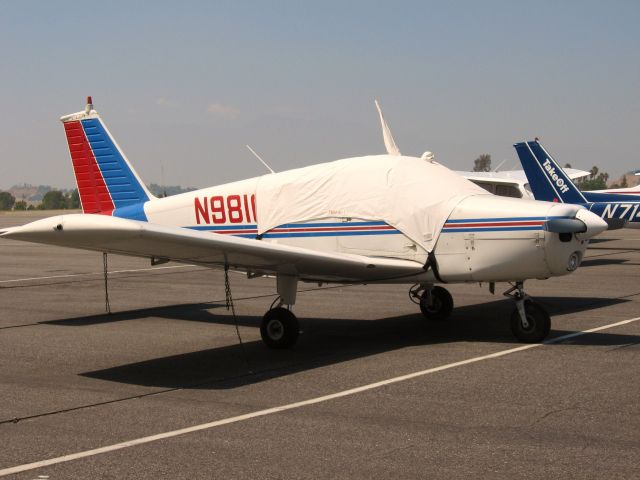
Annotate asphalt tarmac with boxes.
[1,211,638,479]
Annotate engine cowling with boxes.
[434,195,606,282]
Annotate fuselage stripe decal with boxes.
[444,221,544,228]
[441,226,544,233]
[186,221,399,238]
[185,217,554,237]
[444,216,568,223]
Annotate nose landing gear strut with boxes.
[409,282,551,343]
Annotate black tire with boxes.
[260,307,299,349]
[510,300,551,343]
[419,286,454,321]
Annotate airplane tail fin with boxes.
[60,97,154,219]
[513,140,587,204]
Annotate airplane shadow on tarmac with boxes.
[43,294,637,390]
[579,258,640,267]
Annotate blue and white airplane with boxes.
[514,140,640,230]
[0,99,608,346]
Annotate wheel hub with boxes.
[267,319,284,341]
[520,315,533,331]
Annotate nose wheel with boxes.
[505,282,550,343]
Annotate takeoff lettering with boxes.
[542,159,570,194]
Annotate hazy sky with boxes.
[1,1,638,190]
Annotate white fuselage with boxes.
[140,175,590,284]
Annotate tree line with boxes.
[0,189,80,211]
[0,183,196,211]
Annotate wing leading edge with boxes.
[1,214,426,283]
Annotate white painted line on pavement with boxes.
[0,265,197,284]
[1,315,638,477]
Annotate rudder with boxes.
[61,97,154,219]
[514,140,587,204]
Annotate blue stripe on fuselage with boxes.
[441,226,544,233]
[112,202,148,221]
[261,230,401,238]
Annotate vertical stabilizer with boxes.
[60,97,154,218]
[514,140,587,204]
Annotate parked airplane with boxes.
[0,99,608,347]
[459,169,590,199]
[590,171,640,196]
[372,100,590,199]
[515,140,640,229]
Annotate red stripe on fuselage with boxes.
[271,225,395,233]
[444,221,544,228]
[207,225,396,235]
[211,230,259,235]
[63,121,114,215]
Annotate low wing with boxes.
[0,214,424,283]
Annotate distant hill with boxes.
[147,183,197,197]
[8,184,75,204]
[6,183,197,205]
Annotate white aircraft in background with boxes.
[373,100,590,199]
[456,169,590,199]
[0,98,607,347]
[591,171,640,196]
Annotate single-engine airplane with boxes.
[0,98,608,347]
[515,139,640,229]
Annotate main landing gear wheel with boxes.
[510,300,550,343]
[260,307,299,349]
[419,286,454,321]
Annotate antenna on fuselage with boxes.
[492,159,507,172]
[374,99,401,156]
[246,145,275,174]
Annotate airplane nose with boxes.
[574,208,608,240]
[545,205,608,240]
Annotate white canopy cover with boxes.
[256,155,488,253]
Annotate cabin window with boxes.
[474,181,495,194]
[495,184,522,198]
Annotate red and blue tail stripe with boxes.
[63,115,150,220]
